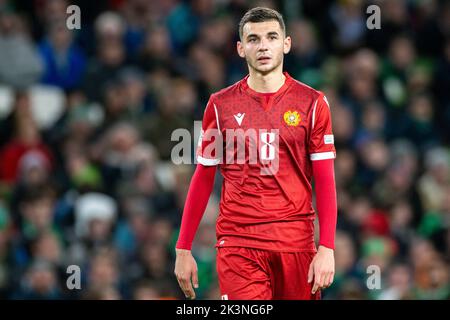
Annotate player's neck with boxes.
[247,69,286,94]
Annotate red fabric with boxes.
[258,92,276,104]
[312,159,337,250]
[362,209,390,236]
[216,247,320,300]
[0,140,53,184]
[196,72,336,251]
[175,164,216,250]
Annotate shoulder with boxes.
[289,78,323,103]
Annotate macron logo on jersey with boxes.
[234,113,245,126]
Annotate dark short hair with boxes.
[238,7,286,40]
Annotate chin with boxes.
[255,65,276,74]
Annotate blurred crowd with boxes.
[0,0,449,300]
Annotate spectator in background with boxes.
[166,0,215,54]
[0,92,53,185]
[342,50,381,125]
[354,101,387,144]
[418,148,450,213]
[388,200,416,256]
[138,25,173,72]
[119,67,150,116]
[36,0,70,30]
[140,80,196,160]
[377,261,413,300]
[65,192,117,268]
[285,19,324,87]
[30,231,63,270]
[94,11,125,44]
[38,19,86,90]
[83,37,126,103]
[98,80,128,129]
[82,285,121,300]
[356,137,390,189]
[186,43,227,96]
[132,280,160,300]
[0,8,43,88]
[329,0,366,51]
[0,203,13,298]
[396,93,440,150]
[114,196,153,261]
[331,100,356,149]
[83,248,124,299]
[12,259,63,299]
[381,35,417,110]
[120,0,152,60]
[433,38,450,144]
[10,186,60,272]
[127,239,179,299]
[323,231,364,299]
[410,238,450,299]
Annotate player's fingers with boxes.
[312,272,321,294]
[192,269,199,289]
[175,273,187,294]
[307,261,314,283]
[182,277,195,299]
[312,281,320,294]
[329,272,335,286]
[327,270,336,288]
[177,272,195,299]
[323,272,331,288]
[319,270,327,288]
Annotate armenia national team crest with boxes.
[283,110,301,126]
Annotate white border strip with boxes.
[197,155,220,166]
[310,151,336,161]
[213,103,221,134]
[323,95,330,108]
[312,98,318,130]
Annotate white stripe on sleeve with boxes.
[310,151,336,161]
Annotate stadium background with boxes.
[0,0,449,299]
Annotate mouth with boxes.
[257,56,271,63]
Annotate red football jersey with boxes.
[196,72,336,252]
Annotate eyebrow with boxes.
[246,31,280,40]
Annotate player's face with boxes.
[237,20,291,75]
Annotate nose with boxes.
[258,37,269,51]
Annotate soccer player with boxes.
[174,7,337,300]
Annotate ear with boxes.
[237,41,246,58]
[283,36,291,54]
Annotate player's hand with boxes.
[307,245,335,294]
[174,248,199,299]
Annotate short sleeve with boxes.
[196,97,222,166]
[308,93,336,161]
